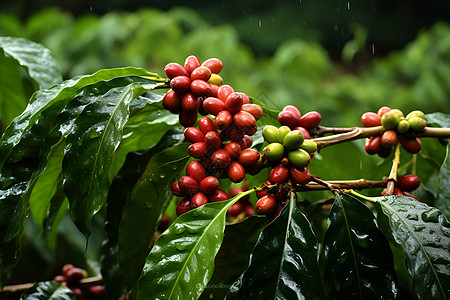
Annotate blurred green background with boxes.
[1,0,450,291]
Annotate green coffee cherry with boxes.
[390,109,404,119]
[264,142,285,161]
[408,117,427,132]
[300,139,318,153]
[277,126,291,143]
[262,125,279,143]
[288,148,311,168]
[396,118,410,134]
[283,130,304,150]
[381,111,400,130]
[406,110,425,120]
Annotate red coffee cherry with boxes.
[209,189,229,202]
[209,84,219,97]
[190,79,211,97]
[221,125,244,142]
[204,131,222,150]
[361,112,382,127]
[181,92,201,111]
[87,285,105,297]
[192,192,209,208]
[211,149,232,168]
[162,89,181,114]
[228,186,244,199]
[377,106,391,118]
[202,58,223,74]
[203,97,225,116]
[70,287,83,298]
[170,75,191,93]
[66,267,84,286]
[178,176,199,195]
[188,142,209,159]
[217,85,235,102]
[237,149,260,166]
[381,130,398,148]
[53,275,66,283]
[404,191,421,202]
[365,136,382,155]
[272,188,288,202]
[178,110,197,127]
[227,161,246,183]
[245,203,255,216]
[233,111,257,135]
[241,104,263,121]
[198,116,216,134]
[171,181,185,196]
[184,55,201,74]
[190,66,212,81]
[269,165,289,184]
[165,62,189,79]
[176,197,193,216]
[62,264,75,278]
[200,176,220,195]
[393,187,405,195]
[224,142,242,159]
[399,136,422,154]
[293,126,312,139]
[243,135,253,148]
[184,127,205,143]
[238,92,250,105]
[227,201,244,216]
[278,109,301,129]
[215,110,233,130]
[397,174,421,192]
[378,146,392,158]
[224,92,243,113]
[255,195,278,215]
[186,161,207,183]
[299,111,322,129]
[289,166,311,185]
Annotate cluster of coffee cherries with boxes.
[381,174,421,201]
[164,56,263,216]
[53,264,104,298]
[362,106,426,157]
[227,180,255,217]
[277,105,322,138]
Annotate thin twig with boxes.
[385,143,402,195]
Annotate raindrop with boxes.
[174,241,191,251]
[414,225,425,232]
[174,223,185,234]
[406,214,418,221]
[160,174,166,179]
[422,209,440,223]
[372,44,375,55]
[145,201,152,209]
[347,2,350,10]
[258,20,262,28]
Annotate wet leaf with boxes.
[322,193,397,299]
[20,281,76,300]
[227,194,322,299]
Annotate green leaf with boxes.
[136,192,249,300]
[322,193,397,299]
[118,143,190,288]
[227,194,322,299]
[0,36,62,89]
[20,281,76,300]
[374,195,450,299]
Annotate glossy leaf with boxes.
[136,192,250,300]
[374,195,450,299]
[227,193,322,299]
[20,281,76,300]
[118,143,190,288]
[0,37,62,89]
[322,193,397,299]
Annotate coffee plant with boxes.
[0,37,449,300]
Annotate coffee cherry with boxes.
[202,58,223,74]
[408,117,427,132]
[176,197,192,216]
[293,126,312,139]
[262,125,279,143]
[66,267,84,286]
[406,110,425,120]
[225,92,243,113]
[397,174,420,192]
[381,111,400,130]
[179,110,197,127]
[393,187,405,196]
[300,139,318,153]
[171,181,185,196]
[200,176,219,195]
[299,111,322,129]
[377,106,391,117]
[233,111,257,135]
[70,287,83,298]
[209,189,229,202]
[170,76,191,93]
[244,203,255,216]
[188,142,209,159]
[238,149,260,166]
[282,130,304,150]
[224,142,242,159]
[278,109,300,129]
[190,66,212,81]
[62,264,75,278]
[283,105,302,119]
[165,62,189,79]
[243,135,253,148]
[211,149,232,168]
[397,119,410,133]
[227,161,246,183]
[239,92,251,105]
[227,201,244,216]
[87,285,105,297]
[256,195,278,215]
[198,116,216,135]
[53,275,66,283]
[390,109,404,119]
[288,149,311,168]
[190,79,211,97]
[361,112,381,127]
[399,136,422,154]
[208,83,220,97]
[184,127,205,143]
[277,126,291,143]
[381,130,398,148]
[184,55,201,74]
[203,97,225,116]
[181,92,201,111]
[186,161,207,183]
[204,131,222,151]
[217,85,235,102]
[264,142,285,161]
[269,165,289,184]
[404,191,421,201]
[215,110,233,130]
[289,166,311,185]
[221,124,244,142]
[178,176,199,195]
[207,73,223,86]
[365,136,382,155]
[241,104,263,121]
[162,89,181,114]
[192,192,209,208]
